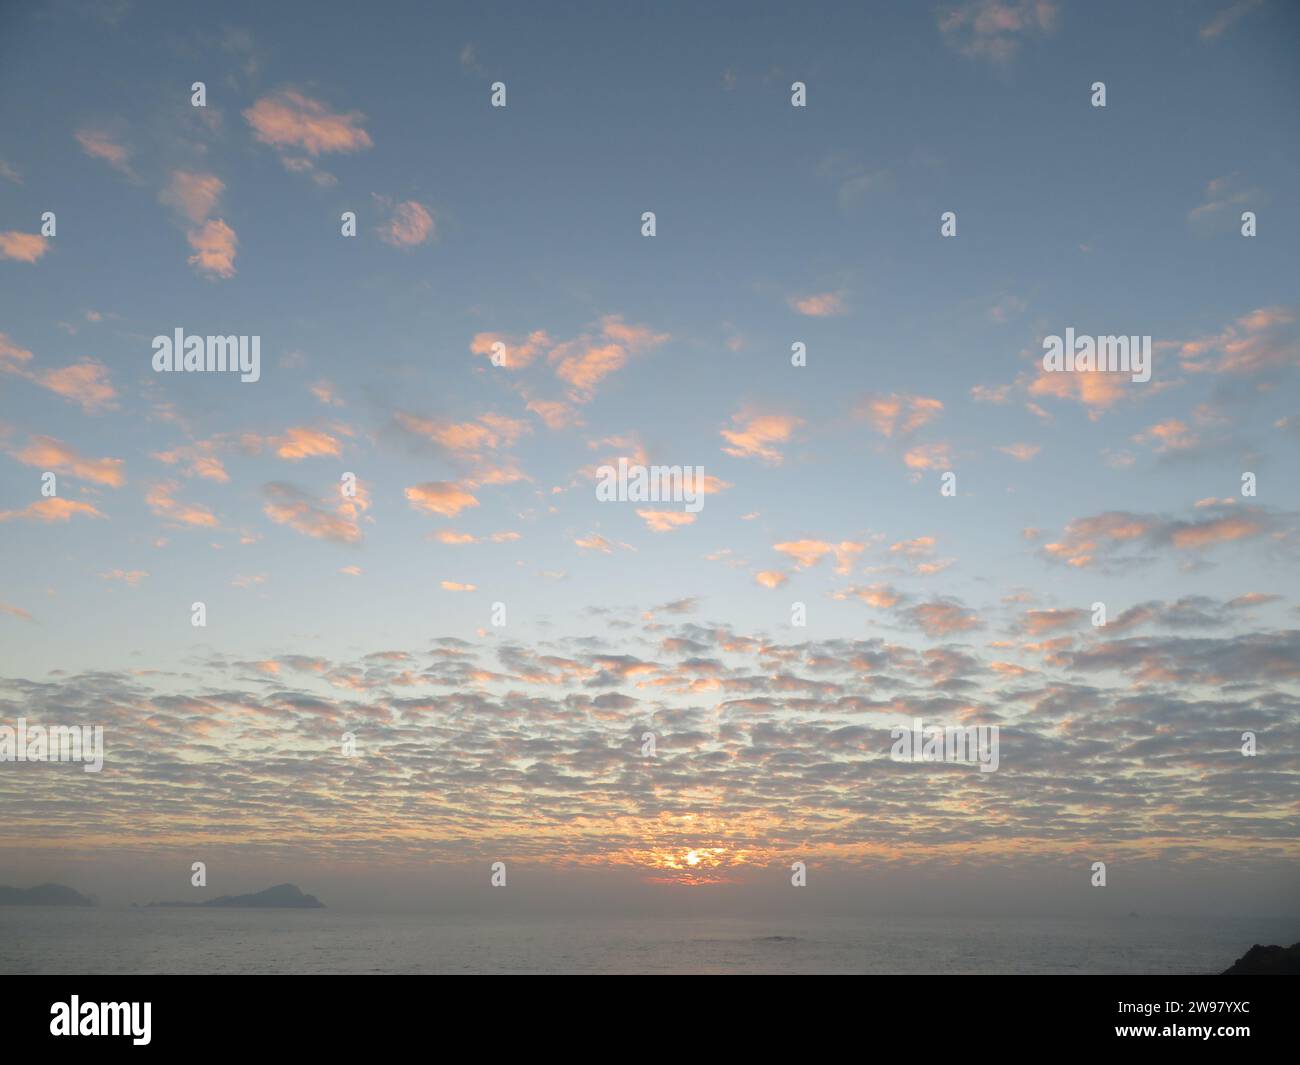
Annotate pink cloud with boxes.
[243,90,373,156]
[0,497,106,523]
[405,481,480,517]
[74,128,131,173]
[12,435,124,486]
[186,219,238,280]
[720,411,803,464]
[789,291,846,317]
[378,200,435,247]
[0,232,49,263]
[856,393,944,437]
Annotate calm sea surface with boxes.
[2,909,1294,975]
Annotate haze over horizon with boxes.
[2,1,1298,925]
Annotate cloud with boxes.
[832,583,901,608]
[637,510,697,532]
[470,330,552,370]
[12,435,125,486]
[890,536,936,558]
[441,580,477,592]
[74,128,131,173]
[185,219,238,280]
[405,481,480,517]
[40,360,117,412]
[262,482,363,543]
[997,442,1040,461]
[773,540,865,573]
[548,316,669,402]
[1173,305,1298,376]
[0,336,118,413]
[1200,0,1262,40]
[156,170,238,279]
[100,569,149,587]
[0,232,49,263]
[151,443,229,483]
[1132,419,1197,453]
[902,442,953,470]
[377,199,435,247]
[146,481,219,528]
[937,0,1059,65]
[904,599,982,637]
[270,427,343,460]
[160,171,225,225]
[1188,174,1260,231]
[467,318,665,404]
[855,393,944,437]
[1026,362,1134,416]
[789,291,847,317]
[435,530,519,545]
[575,533,633,553]
[244,90,373,158]
[971,383,1012,404]
[525,398,579,430]
[720,411,803,464]
[0,497,106,523]
[1042,504,1279,569]
[754,570,788,589]
[0,333,33,372]
[1021,608,1089,635]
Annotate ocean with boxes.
[2,910,1295,974]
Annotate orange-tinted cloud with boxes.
[146,482,218,528]
[0,232,48,263]
[272,427,343,460]
[997,442,1040,461]
[0,497,106,523]
[405,481,480,517]
[789,291,846,317]
[720,411,802,464]
[262,482,362,543]
[1133,419,1198,453]
[549,316,668,402]
[832,583,900,608]
[906,600,981,637]
[637,509,697,532]
[186,219,238,279]
[74,128,131,173]
[773,539,864,573]
[378,200,435,247]
[1174,305,1298,376]
[100,568,149,587]
[0,334,116,412]
[1027,362,1129,414]
[160,171,225,224]
[902,442,953,470]
[12,435,125,486]
[856,393,943,437]
[243,90,373,156]
[470,330,552,370]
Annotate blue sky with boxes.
[1,0,1298,909]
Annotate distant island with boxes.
[0,883,95,906]
[1221,942,1300,975]
[146,883,324,909]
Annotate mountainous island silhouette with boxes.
[145,883,325,908]
[0,883,95,906]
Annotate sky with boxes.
[0,0,1298,916]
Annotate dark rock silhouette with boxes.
[1221,942,1300,974]
[147,882,324,908]
[0,883,95,906]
